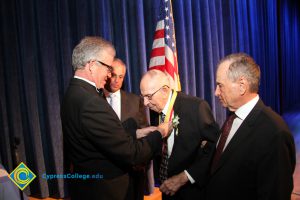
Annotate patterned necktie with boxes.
[211,113,237,172]
[159,113,168,183]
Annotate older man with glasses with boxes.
[61,37,172,200]
[140,69,219,200]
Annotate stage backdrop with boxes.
[0,0,299,198]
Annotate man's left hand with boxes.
[159,172,189,196]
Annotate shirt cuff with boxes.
[184,170,195,184]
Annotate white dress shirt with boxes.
[222,95,260,151]
[106,90,121,120]
[161,91,195,183]
[74,76,96,87]
[74,76,103,94]
[161,92,174,157]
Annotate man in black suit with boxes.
[206,53,296,200]
[104,58,154,200]
[140,70,219,200]
[61,36,171,200]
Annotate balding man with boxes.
[206,53,296,200]
[140,70,219,200]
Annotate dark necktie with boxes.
[211,113,237,172]
[159,113,168,183]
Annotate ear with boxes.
[161,86,170,97]
[239,76,247,95]
[86,62,94,73]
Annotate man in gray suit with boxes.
[104,58,154,200]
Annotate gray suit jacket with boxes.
[120,90,148,129]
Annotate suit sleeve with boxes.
[186,100,220,187]
[80,96,162,166]
[122,117,138,138]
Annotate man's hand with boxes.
[157,121,173,138]
[136,126,158,139]
[159,171,189,196]
[0,169,8,178]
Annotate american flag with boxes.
[149,0,181,91]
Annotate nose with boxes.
[114,77,119,83]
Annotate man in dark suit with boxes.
[140,70,219,200]
[206,53,296,200]
[104,58,154,200]
[61,36,171,200]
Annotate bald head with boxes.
[112,58,126,72]
[140,70,171,113]
[140,70,170,91]
[105,58,126,92]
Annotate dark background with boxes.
[0,0,299,198]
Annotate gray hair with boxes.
[72,36,115,70]
[219,53,261,93]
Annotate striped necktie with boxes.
[159,113,168,183]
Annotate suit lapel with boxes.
[211,100,265,174]
[120,90,127,122]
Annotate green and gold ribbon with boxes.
[159,90,177,123]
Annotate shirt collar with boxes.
[162,90,173,115]
[74,76,96,88]
[109,90,121,98]
[235,95,259,120]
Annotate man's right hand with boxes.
[157,122,173,138]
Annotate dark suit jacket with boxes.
[120,90,148,129]
[160,92,219,200]
[119,90,149,200]
[61,78,162,200]
[206,99,296,200]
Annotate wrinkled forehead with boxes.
[217,61,232,78]
[140,76,159,92]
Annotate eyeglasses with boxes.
[140,85,169,100]
[94,60,113,73]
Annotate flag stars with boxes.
[166,35,170,40]
[165,7,169,12]
[165,16,169,20]
[166,25,170,30]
